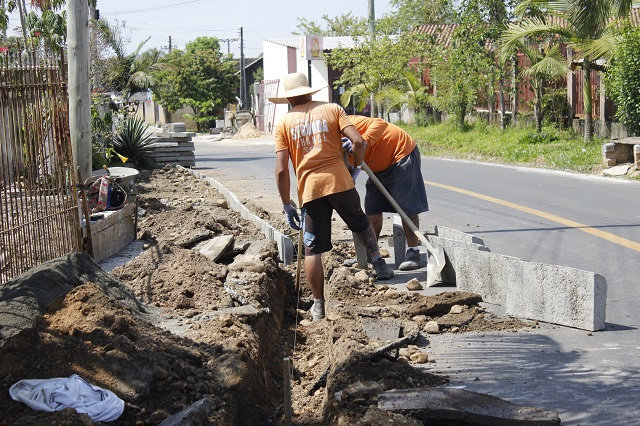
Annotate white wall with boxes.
[263,39,331,129]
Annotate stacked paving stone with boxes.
[149,122,196,167]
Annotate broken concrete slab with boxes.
[199,235,235,262]
[187,168,294,265]
[362,318,402,343]
[378,387,561,425]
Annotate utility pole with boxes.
[368,0,377,118]
[68,0,92,182]
[239,27,246,109]
[220,37,239,55]
[162,35,177,53]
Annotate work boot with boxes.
[309,300,325,322]
[399,248,421,271]
[373,257,394,280]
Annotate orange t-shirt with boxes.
[348,115,416,173]
[275,102,355,206]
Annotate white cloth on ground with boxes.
[9,374,124,422]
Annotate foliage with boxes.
[605,22,640,136]
[93,19,170,99]
[387,0,457,32]
[503,0,634,142]
[427,3,493,129]
[405,121,603,173]
[294,12,367,36]
[327,28,432,118]
[152,36,238,132]
[540,87,569,128]
[1,0,66,53]
[91,93,116,169]
[111,116,155,168]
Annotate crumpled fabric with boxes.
[9,374,124,422]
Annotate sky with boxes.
[92,0,395,58]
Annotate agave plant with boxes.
[111,116,155,168]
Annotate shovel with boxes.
[360,162,446,287]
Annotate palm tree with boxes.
[502,0,634,142]
[500,35,569,132]
[96,20,168,100]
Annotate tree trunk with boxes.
[458,103,466,129]
[583,60,593,144]
[499,70,506,130]
[512,53,518,126]
[16,0,28,44]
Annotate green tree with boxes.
[294,12,367,36]
[427,2,494,129]
[387,0,457,32]
[153,36,238,132]
[605,21,640,136]
[503,0,635,143]
[94,19,167,98]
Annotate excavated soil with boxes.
[0,165,535,425]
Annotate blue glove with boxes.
[341,137,353,153]
[348,165,361,181]
[283,203,301,230]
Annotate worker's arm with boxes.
[275,149,292,205]
[341,125,366,167]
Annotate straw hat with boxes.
[268,72,327,104]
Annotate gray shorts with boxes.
[364,146,428,217]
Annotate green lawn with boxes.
[402,121,607,175]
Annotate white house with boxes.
[260,36,361,133]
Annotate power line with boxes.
[103,0,216,15]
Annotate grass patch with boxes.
[402,121,606,174]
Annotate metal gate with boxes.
[256,79,279,133]
[0,52,81,284]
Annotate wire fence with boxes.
[0,51,82,285]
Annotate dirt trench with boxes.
[0,166,536,425]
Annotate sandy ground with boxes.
[0,163,541,425]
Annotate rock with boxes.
[450,304,464,314]
[215,198,229,209]
[354,270,370,283]
[343,381,383,400]
[410,352,428,364]
[424,321,440,334]
[406,278,423,291]
[384,289,401,299]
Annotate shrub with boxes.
[111,116,155,168]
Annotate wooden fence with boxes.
[0,52,82,284]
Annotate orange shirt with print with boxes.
[275,102,354,206]
[348,115,416,173]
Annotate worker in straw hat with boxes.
[272,72,394,322]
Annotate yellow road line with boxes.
[425,180,640,253]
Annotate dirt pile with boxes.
[0,166,537,425]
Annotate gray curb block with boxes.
[184,167,294,265]
[429,226,606,331]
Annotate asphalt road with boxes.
[192,134,640,425]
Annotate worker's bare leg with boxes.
[305,253,325,299]
[367,213,383,241]
[403,215,420,248]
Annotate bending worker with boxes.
[344,115,429,271]
[271,73,394,322]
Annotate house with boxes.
[260,36,364,133]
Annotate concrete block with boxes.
[506,262,606,331]
[89,202,136,262]
[427,234,489,285]
[435,225,485,246]
[378,387,561,425]
[393,215,406,266]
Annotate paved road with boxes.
[192,135,640,425]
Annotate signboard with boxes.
[300,35,324,60]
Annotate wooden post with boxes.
[67,0,92,184]
[283,357,292,426]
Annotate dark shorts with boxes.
[303,188,370,255]
[364,146,429,217]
